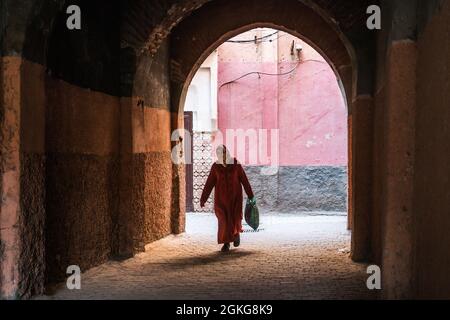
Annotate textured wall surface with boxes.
[381,40,417,299]
[371,85,384,266]
[1,56,22,299]
[128,39,175,249]
[245,166,348,212]
[141,152,173,244]
[414,0,450,299]
[350,95,374,262]
[43,74,120,283]
[45,154,119,283]
[19,154,45,298]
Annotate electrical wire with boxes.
[219,59,326,89]
[226,31,279,43]
[227,33,287,45]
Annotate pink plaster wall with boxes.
[217,30,347,166]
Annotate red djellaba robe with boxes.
[200,159,254,244]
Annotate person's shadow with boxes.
[145,250,256,270]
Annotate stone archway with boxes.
[120,0,377,268]
[1,0,377,299]
[160,0,374,263]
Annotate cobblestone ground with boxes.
[37,213,377,300]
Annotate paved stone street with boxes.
[37,213,377,300]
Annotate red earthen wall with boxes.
[414,1,450,299]
[218,33,348,167]
[44,76,120,283]
[381,40,417,299]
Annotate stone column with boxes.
[351,95,374,262]
[381,40,416,299]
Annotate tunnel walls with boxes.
[374,0,418,300]
[33,1,122,288]
[118,40,176,253]
[2,0,117,297]
[1,0,449,301]
[40,1,121,286]
[40,1,180,284]
[0,57,50,299]
[44,78,121,284]
[1,0,181,298]
[374,0,450,299]
[413,0,450,299]
[0,0,59,297]
[1,56,25,299]
[18,60,47,298]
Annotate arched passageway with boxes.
[46,24,365,300]
[0,0,380,299]
[158,0,375,265]
[1,0,450,300]
[183,28,349,216]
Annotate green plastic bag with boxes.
[244,198,259,231]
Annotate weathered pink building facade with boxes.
[217,29,348,212]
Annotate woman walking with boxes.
[200,145,255,252]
